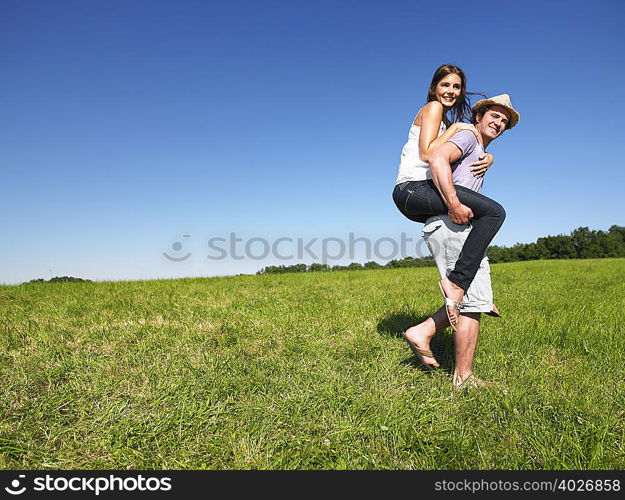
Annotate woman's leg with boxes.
[447,185,506,290]
[392,182,430,223]
[403,306,449,369]
[395,181,505,291]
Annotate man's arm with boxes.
[429,142,474,224]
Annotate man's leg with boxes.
[452,312,481,384]
[403,306,449,369]
[453,312,493,389]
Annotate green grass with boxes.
[1,259,624,469]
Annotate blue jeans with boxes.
[392,180,506,291]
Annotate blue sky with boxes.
[2,0,624,284]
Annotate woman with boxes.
[392,64,506,329]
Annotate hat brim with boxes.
[471,99,520,129]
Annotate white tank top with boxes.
[395,120,446,185]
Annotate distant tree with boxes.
[291,264,307,273]
[347,262,364,271]
[308,263,330,272]
[24,276,91,284]
[608,225,625,242]
[571,227,603,258]
[537,234,577,259]
[485,245,507,264]
[49,276,91,283]
[364,261,382,269]
[603,226,625,257]
[385,256,435,268]
[258,264,308,274]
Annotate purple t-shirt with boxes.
[447,130,486,193]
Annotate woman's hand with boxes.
[453,123,480,140]
[470,152,494,178]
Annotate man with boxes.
[402,94,520,390]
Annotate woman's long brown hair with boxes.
[426,64,479,127]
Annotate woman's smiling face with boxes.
[434,73,462,109]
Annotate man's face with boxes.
[476,105,511,142]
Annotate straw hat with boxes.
[471,94,520,129]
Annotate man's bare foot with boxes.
[440,278,464,328]
[452,371,492,391]
[403,324,440,369]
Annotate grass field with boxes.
[1,259,624,469]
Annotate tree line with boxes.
[487,225,625,263]
[257,225,625,274]
[26,276,93,284]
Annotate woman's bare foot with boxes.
[403,324,440,369]
[440,278,464,328]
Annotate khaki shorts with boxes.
[423,215,499,316]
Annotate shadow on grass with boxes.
[376,311,455,373]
